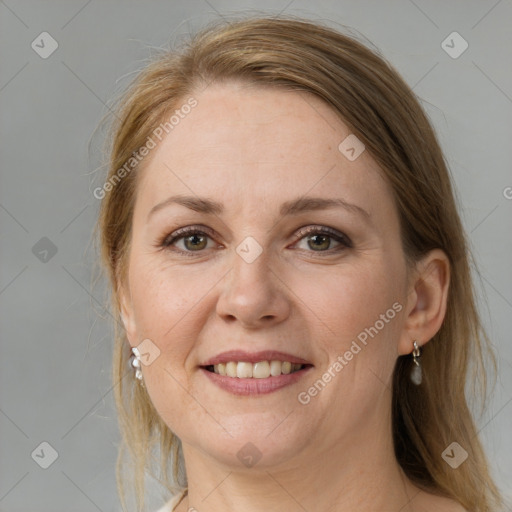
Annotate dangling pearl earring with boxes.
[410,340,422,385]
[129,347,145,387]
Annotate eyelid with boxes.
[159,224,352,254]
[161,225,216,245]
[292,225,352,248]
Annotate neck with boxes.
[177,412,421,511]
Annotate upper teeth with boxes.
[213,361,303,378]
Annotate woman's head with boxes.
[95,15,501,511]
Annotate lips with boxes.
[208,360,305,378]
[199,350,314,394]
[200,350,312,367]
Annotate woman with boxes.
[95,15,504,512]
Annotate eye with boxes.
[158,224,352,257]
[292,225,352,253]
[159,225,218,255]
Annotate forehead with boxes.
[135,82,392,219]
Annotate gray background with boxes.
[1,1,511,510]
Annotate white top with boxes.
[155,488,188,512]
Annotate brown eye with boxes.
[293,226,352,253]
[182,233,208,251]
[160,226,216,255]
[306,233,332,251]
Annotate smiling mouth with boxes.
[202,360,312,378]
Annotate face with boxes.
[120,81,411,471]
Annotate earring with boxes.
[129,347,145,386]
[410,340,422,385]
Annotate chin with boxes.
[195,416,312,470]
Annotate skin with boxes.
[120,81,462,511]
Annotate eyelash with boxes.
[157,225,352,257]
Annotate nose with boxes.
[215,246,291,329]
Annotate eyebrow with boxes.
[147,194,371,222]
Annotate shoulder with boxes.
[413,491,467,512]
[154,488,188,512]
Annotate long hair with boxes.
[93,15,503,511]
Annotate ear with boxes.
[398,249,450,356]
[118,281,138,346]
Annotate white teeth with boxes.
[226,361,237,377]
[236,362,253,378]
[212,360,304,378]
[252,361,270,379]
[281,361,292,374]
[270,360,282,376]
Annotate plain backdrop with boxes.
[1,1,511,511]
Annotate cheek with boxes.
[126,257,217,431]
[127,255,228,360]
[288,259,405,428]
[291,256,404,368]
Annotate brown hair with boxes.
[93,15,503,511]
